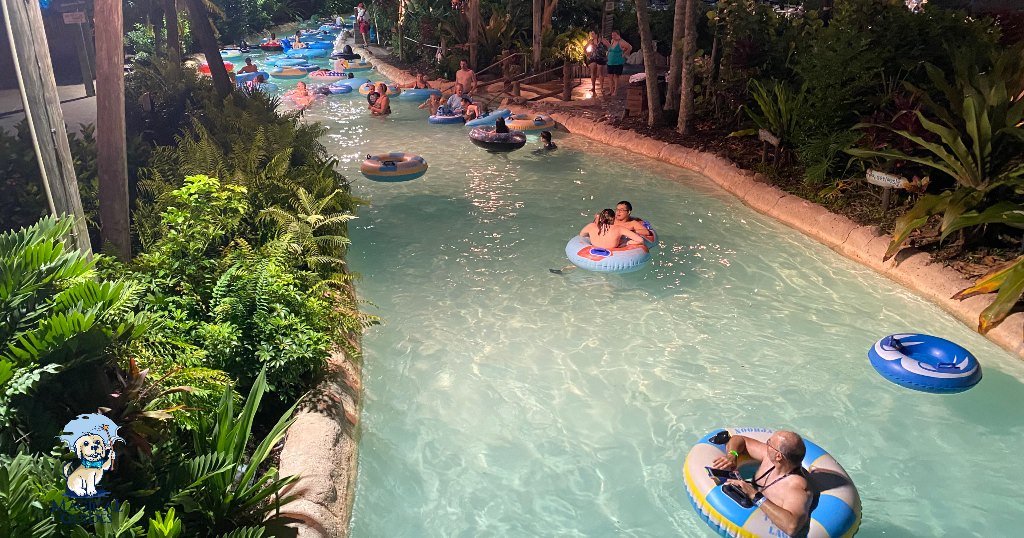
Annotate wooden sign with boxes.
[62,11,86,24]
[758,128,780,147]
[866,169,909,189]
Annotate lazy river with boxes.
[282,73,1024,536]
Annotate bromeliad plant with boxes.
[847,46,1024,333]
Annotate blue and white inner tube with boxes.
[360,152,428,182]
[400,88,442,100]
[328,84,352,94]
[428,113,464,125]
[868,333,981,393]
[465,108,513,127]
[684,428,861,538]
[564,235,650,273]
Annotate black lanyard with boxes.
[752,465,792,492]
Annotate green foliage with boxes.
[127,176,334,401]
[259,186,356,275]
[0,453,58,536]
[147,508,183,538]
[126,23,157,62]
[166,367,298,534]
[730,79,806,149]
[847,46,1024,259]
[550,27,589,65]
[0,217,150,450]
[797,130,862,188]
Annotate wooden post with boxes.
[512,81,521,97]
[95,0,131,259]
[1,0,91,253]
[562,62,571,101]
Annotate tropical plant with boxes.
[730,78,807,153]
[846,48,1024,258]
[147,508,184,538]
[259,186,356,274]
[847,46,1024,333]
[166,367,298,533]
[0,453,58,536]
[0,217,150,450]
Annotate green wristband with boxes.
[728,450,739,459]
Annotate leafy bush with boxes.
[127,176,334,401]
[0,217,150,451]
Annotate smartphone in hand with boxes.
[705,466,739,485]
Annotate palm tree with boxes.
[677,0,697,134]
[183,0,232,97]
[634,0,662,126]
[665,0,687,110]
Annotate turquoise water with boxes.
[294,76,1024,536]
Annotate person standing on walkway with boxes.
[585,31,608,96]
[356,3,370,48]
[606,30,632,96]
[455,60,478,95]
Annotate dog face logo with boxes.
[57,414,124,498]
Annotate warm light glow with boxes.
[586,45,593,53]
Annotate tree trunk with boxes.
[532,0,542,73]
[664,0,686,110]
[184,0,232,97]
[151,3,164,56]
[541,0,559,36]
[165,0,179,57]
[677,0,697,134]
[95,0,131,259]
[466,0,480,69]
[634,0,662,127]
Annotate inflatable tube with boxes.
[428,114,465,125]
[684,428,861,538]
[198,62,233,75]
[220,49,244,60]
[868,334,981,393]
[269,67,307,80]
[288,48,330,59]
[328,84,353,94]
[399,88,442,100]
[338,59,373,72]
[360,153,428,182]
[333,77,369,89]
[259,43,283,52]
[564,235,650,273]
[293,64,322,73]
[331,52,361,61]
[308,70,345,83]
[465,108,513,127]
[308,42,333,50]
[506,113,556,132]
[359,82,401,96]
[235,71,270,84]
[469,127,527,152]
[266,56,305,67]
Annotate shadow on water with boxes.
[943,367,1024,430]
